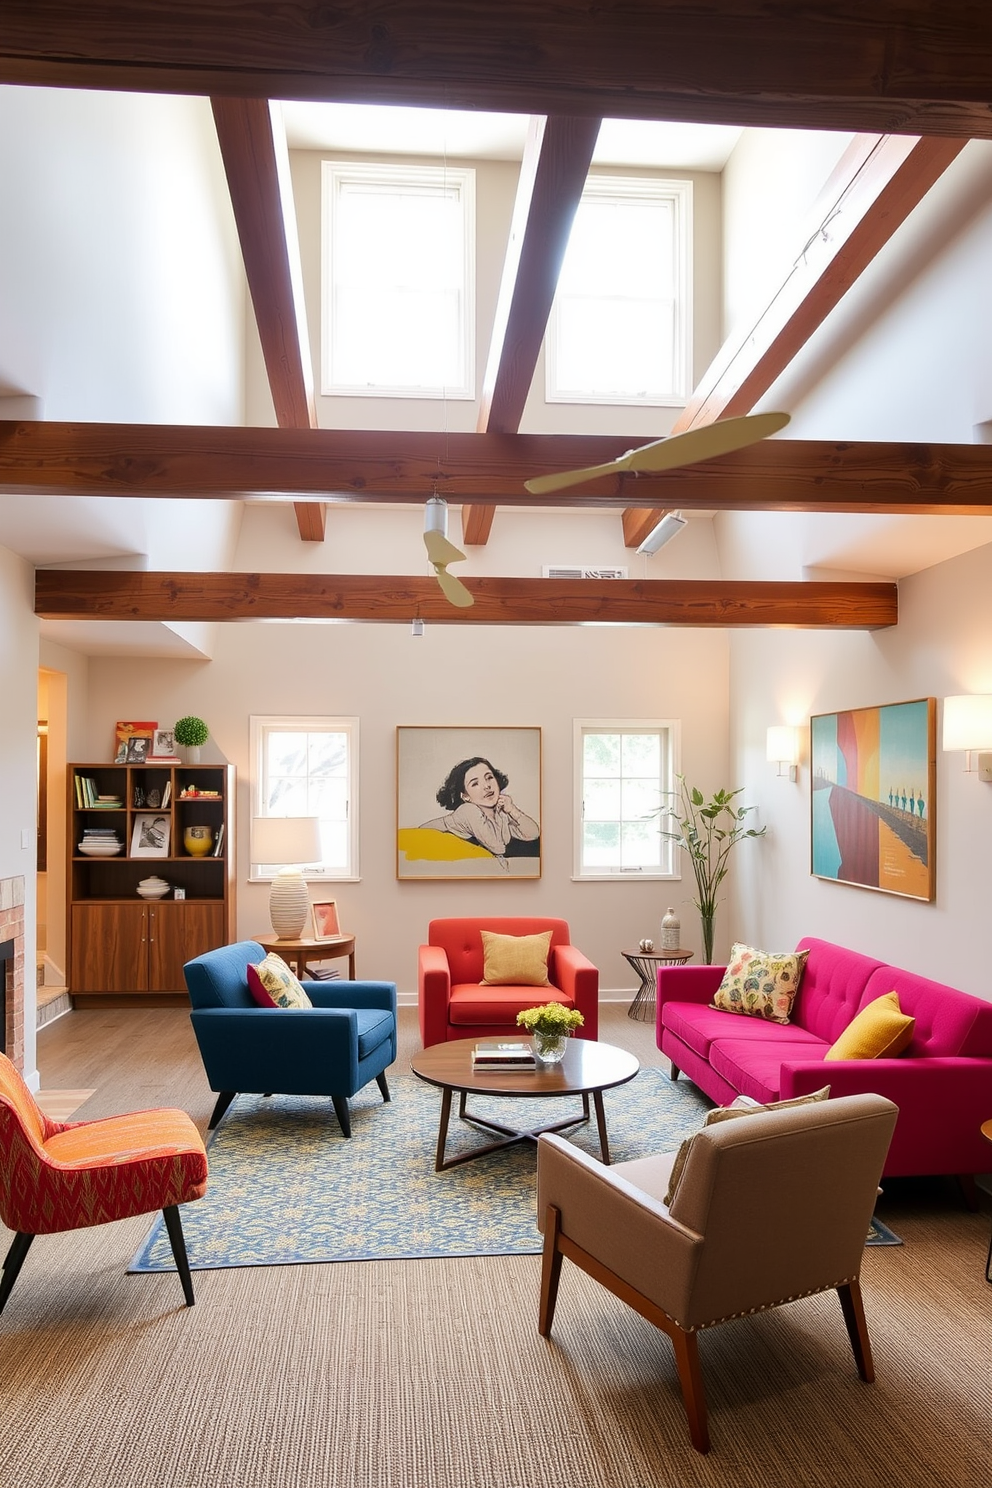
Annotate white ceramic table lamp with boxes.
[251,816,323,939]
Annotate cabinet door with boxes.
[70,903,148,992]
[147,901,226,993]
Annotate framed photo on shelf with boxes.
[150,726,180,760]
[114,720,157,763]
[126,731,154,764]
[310,899,340,938]
[396,725,542,880]
[810,697,936,902]
[131,813,171,858]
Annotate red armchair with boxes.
[418,917,599,1048]
[0,1051,208,1315]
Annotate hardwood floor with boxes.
[35,1000,667,1133]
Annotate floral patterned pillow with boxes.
[247,952,313,1009]
[710,943,809,1024]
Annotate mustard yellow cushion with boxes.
[663,1086,831,1206]
[480,930,552,987]
[825,991,914,1061]
[247,952,312,1009]
[711,942,809,1024]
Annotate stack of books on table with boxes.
[471,1039,537,1071]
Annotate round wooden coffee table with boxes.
[410,1038,639,1171]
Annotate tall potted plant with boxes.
[662,777,765,964]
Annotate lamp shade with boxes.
[251,816,322,866]
[766,726,799,765]
[251,816,323,938]
[941,695,992,752]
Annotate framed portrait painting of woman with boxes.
[397,726,542,880]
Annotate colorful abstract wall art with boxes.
[810,699,935,901]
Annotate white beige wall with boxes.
[81,608,731,997]
[0,544,41,1079]
[722,538,992,997]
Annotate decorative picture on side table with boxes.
[811,698,935,901]
[397,726,542,880]
[311,899,340,938]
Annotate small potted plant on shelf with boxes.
[174,715,209,765]
[516,1002,584,1065]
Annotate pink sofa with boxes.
[656,936,992,1180]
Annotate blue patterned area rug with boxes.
[129,1071,900,1272]
[129,1067,712,1272]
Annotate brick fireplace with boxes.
[0,875,26,1071]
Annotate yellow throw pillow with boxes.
[480,930,552,987]
[825,991,915,1061]
[663,1086,831,1206]
[711,942,809,1024]
[247,952,312,1009]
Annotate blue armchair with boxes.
[183,940,397,1138]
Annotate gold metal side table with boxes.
[622,948,694,1022]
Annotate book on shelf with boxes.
[471,1039,536,1069]
[212,823,225,857]
[74,774,99,807]
[161,779,172,809]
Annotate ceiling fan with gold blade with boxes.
[523,411,791,496]
[423,496,474,608]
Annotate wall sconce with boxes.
[766,725,800,782]
[941,695,992,781]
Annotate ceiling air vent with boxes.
[542,566,628,580]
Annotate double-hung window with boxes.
[548,175,692,406]
[321,160,475,399]
[250,716,359,882]
[574,719,679,879]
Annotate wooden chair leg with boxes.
[670,1326,710,1453]
[375,1071,391,1103]
[331,1094,352,1137]
[208,1090,236,1129]
[539,1204,565,1337]
[837,1279,875,1382]
[669,1062,681,1082]
[0,1232,34,1316]
[162,1206,196,1307]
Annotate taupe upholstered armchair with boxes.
[537,1092,898,1453]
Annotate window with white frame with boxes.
[548,175,691,406]
[321,160,475,399]
[250,716,359,881]
[574,719,679,879]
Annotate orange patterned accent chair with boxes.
[0,1051,208,1316]
[418,916,599,1047]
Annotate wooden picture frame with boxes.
[396,726,542,880]
[130,813,171,858]
[311,899,340,939]
[810,697,936,901]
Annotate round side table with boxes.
[622,948,694,1022]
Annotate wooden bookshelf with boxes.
[67,762,235,1005]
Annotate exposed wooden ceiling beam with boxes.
[4,4,992,137]
[34,571,898,629]
[467,114,601,547]
[6,422,992,513]
[211,95,325,542]
[680,134,968,432]
[622,132,968,544]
